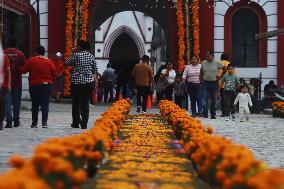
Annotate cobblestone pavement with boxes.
[0,101,109,173]
[199,113,284,169]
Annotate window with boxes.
[232,9,259,67]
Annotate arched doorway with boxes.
[109,32,140,97]
[109,32,140,72]
[88,0,177,64]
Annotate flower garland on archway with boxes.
[176,0,185,72]
[64,0,90,96]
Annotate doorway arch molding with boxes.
[103,26,145,59]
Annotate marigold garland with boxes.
[81,0,89,40]
[64,0,74,96]
[192,0,200,60]
[0,100,131,189]
[176,0,185,72]
[185,0,190,63]
[64,0,90,96]
[159,100,284,189]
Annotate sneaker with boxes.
[231,115,235,121]
[136,106,141,113]
[225,117,230,121]
[42,123,48,128]
[31,122,38,128]
[5,121,12,128]
[211,115,217,119]
[141,111,148,114]
[14,122,21,127]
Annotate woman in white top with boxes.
[182,56,203,117]
[160,62,176,100]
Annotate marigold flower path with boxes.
[82,114,210,189]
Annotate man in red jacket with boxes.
[0,55,11,130]
[20,46,56,128]
[4,38,26,128]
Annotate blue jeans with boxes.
[187,83,203,115]
[203,81,218,116]
[29,84,52,124]
[6,89,22,123]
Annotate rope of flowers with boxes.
[74,0,80,46]
[81,0,89,40]
[192,0,200,61]
[185,0,190,63]
[158,100,284,189]
[64,0,74,96]
[0,99,131,189]
[176,0,185,72]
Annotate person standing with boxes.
[218,53,230,117]
[0,55,11,130]
[132,55,153,113]
[65,40,98,129]
[52,52,64,101]
[234,85,253,122]
[102,63,116,103]
[182,55,202,117]
[4,38,26,128]
[200,50,226,119]
[20,46,56,128]
[220,64,240,121]
[173,74,186,108]
[160,62,176,101]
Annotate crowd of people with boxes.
[0,35,283,130]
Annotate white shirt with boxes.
[161,69,176,84]
[182,64,201,83]
[234,93,253,108]
[0,42,4,86]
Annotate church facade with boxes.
[1,0,284,98]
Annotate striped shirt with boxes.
[182,64,201,83]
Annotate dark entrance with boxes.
[1,8,30,57]
[109,32,140,97]
[232,9,259,67]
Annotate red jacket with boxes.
[4,48,26,89]
[20,56,56,86]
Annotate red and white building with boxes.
[1,0,284,98]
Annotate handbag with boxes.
[156,78,169,94]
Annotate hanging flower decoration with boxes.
[64,0,90,96]
[64,0,74,96]
[81,0,90,40]
[192,0,200,61]
[176,0,185,72]
[184,0,190,64]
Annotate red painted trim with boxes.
[3,0,39,55]
[278,0,284,86]
[48,0,66,57]
[224,0,267,67]
[199,0,214,59]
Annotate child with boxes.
[173,74,186,108]
[234,85,253,122]
[221,64,240,121]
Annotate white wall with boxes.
[214,0,278,92]
[94,11,153,74]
